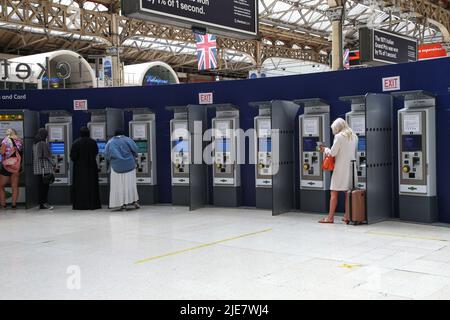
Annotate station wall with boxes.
[1,58,449,222]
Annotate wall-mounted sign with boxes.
[418,43,447,60]
[382,76,401,92]
[122,0,258,39]
[73,99,88,111]
[199,92,213,105]
[360,28,417,65]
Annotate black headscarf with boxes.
[80,126,90,138]
[115,129,125,136]
[34,128,48,144]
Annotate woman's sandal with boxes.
[318,217,334,224]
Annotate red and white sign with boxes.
[199,92,214,105]
[73,99,88,111]
[418,43,447,60]
[382,76,401,92]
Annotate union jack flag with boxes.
[195,33,218,71]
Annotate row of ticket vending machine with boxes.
[0,90,440,223]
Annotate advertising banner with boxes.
[122,0,258,39]
[102,56,113,87]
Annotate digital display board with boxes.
[122,0,258,39]
[97,142,106,154]
[358,137,366,152]
[303,137,319,152]
[136,140,148,153]
[403,135,422,152]
[259,138,272,153]
[215,138,230,152]
[50,142,65,155]
[173,140,188,153]
[360,27,417,65]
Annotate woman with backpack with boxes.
[0,128,23,209]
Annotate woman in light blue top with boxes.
[105,129,140,210]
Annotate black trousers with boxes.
[38,176,49,205]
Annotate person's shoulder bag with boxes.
[3,138,22,174]
[322,155,335,171]
[41,142,55,185]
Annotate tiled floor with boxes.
[1,205,450,300]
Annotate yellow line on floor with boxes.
[367,231,450,243]
[135,228,273,265]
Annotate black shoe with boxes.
[39,203,54,210]
[11,205,16,210]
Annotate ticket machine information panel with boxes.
[129,119,156,185]
[212,118,239,186]
[88,122,108,184]
[46,121,71,185]
[399,110,428,194]
[347,112,367,189]
[255,117,272,187]
[300,115,325,189]
[171,120,190,185]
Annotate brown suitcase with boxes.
[345,161,367,225]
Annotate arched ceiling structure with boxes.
[0,0,448,78]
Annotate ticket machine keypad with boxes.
[257,151,272,176]
[214,137,233,174]
[97,144,107,175]
[401,151,424,181]
[135,144,149,174]
[173,139,189,175]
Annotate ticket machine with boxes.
[167,106,189,206]
[393,91,437,223]
[251,102,273,209]
[342,96,367,189]
[44,110,72,204]
[128,108,157,204]
[87,108,124,205]
[0,110,39,208]
[295,99,331,213]
[210,104,241,207]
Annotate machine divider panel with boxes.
[365,94,394,223]
[271,101,300,216]
[188,105,208,211]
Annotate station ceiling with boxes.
[0,0,448,78]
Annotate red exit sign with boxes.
[382,76,401,92]
[199,92,214,105]
[73,99,88,111]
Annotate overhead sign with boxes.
[360,28,417,65]
[418,43,447,60]
[122,0,258,39]
[382,76,401,92]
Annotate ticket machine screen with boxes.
[358,137,366,152]
[136,140,148,153]
[303,137,319,152]
[403,135,422,152]
[216,138,230,152]
[50,142,65,155]
[97,142,106,154]
[259,138,272,152]
[174,140,188,153]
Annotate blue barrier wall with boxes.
[1,58,449,221]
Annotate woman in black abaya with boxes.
[70,126,101,210]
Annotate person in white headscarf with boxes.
[319,118,358,224]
